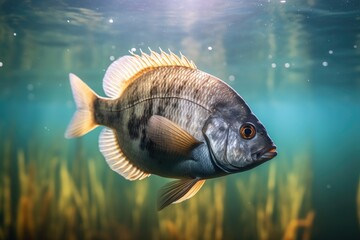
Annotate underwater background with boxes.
[0,0,359,239]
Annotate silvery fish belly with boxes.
[65,49,277,210]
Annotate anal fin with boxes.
[99,128,150,181]
[158,179,206,211]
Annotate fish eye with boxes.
[240,123,256,140]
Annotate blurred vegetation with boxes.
[357,176,360,229]
[0,134,321,240]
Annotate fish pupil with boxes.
[240,123,256,139]
[244,128,252,137]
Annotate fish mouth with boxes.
[254,146,277,161]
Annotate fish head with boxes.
[203,114,277,173]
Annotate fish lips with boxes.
[253,145,277,162]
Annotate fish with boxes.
[65,49,277,210]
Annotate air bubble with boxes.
[0,62,3,67]
[27,84,34,91]
[328,50,333,54]
[109,56,115,61]
[207,46,212,51]
[228,75,235,81]
[271,63,276,68]
[284,63,290,68]
[322,61,328,67]
[109,18,114,23]
[131,47,136,52]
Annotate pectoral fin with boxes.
[147,115,202,156]
[158,179,206,211]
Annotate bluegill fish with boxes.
[65,49,277,210]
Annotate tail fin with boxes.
[65,73,98,138]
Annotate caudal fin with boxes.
[65,73,98,138]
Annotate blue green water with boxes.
[1,0,359,239]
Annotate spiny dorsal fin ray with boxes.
[99,128,150,181]
[147,115,202,157]
[103,48,197,98]
[158,179,206,211]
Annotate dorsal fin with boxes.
[102,48,197,98]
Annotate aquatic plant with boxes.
[236,152,315,240]
[0,140,12,240]
[157,180,225,240]
[357,176,360,228]
[0,136,319,240]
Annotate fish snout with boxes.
[254,145,277,161]
[252,144,277,162]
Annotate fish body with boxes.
[65,49,277,210]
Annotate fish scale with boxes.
[65,49,277,210]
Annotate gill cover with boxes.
[203,117,238,173]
